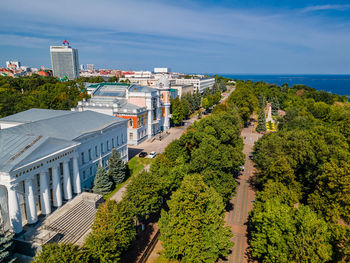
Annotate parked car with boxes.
[240,165,245,171]
[138,152,147,158]
[148,151,157,158]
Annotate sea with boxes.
[220,74,350,97]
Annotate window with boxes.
[117,136,119,146]
[129,119,133,128]
[129,132,133,140]
[81,152,85,164]
[88,149,92,161]
[107,141,110,151]
[95,146,98,157]
[112,138,115,148]
[101,143,104,154]
[83,171,86,180]
[90,167,92,177]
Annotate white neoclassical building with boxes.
[0,109,127,234]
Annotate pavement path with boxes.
[110,164,151,202]
[220,122,262,263]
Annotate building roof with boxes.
[0,109,72,124]
[0,133,77,172]
[88,82,157,97]
[1,111,126,142]
[77,97,147,114]
[128,85,157,93]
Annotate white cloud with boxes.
[301,4,350,13]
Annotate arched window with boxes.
[129,118,133,127]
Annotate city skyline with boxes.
[1,0,350,74]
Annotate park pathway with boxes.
[220,121,262,263]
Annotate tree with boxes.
[213,91,221,105]
[256,109,266,133]
[271,96,280,116]
[85,200,136,262]
[170,97,185,125]
[308,160,350,223]
[108,76,119,82]
[33,243,86,263]
[159,174,233,263]
[0,227,14,263]
[181,98,191,119]
[202,97,210,111]
[108,149,126,186]
[125,171,162,224]
[93,163,113,195]
[249,199,333,263]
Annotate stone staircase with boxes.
[46,200,97,244]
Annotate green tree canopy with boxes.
[125,171,162,223]
[0,228,14,263]
[159,174,233,263]
[108,149,126,186]
[249,199,333,263]
[33,243,86,263]
[93,164,113,195]
[85,200,135,262]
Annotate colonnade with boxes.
[7,156,81,234]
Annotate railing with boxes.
[137,229,160,263]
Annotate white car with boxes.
[148,151,157,158]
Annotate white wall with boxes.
[75,122,128,190]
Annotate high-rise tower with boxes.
[50,40,79,80]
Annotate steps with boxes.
[46,200,97,244]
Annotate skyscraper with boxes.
[50,40,79,79]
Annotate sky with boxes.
[1,0,350,74]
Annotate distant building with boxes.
[0,109,127,234]
[50,40,79,79]
[6,61,21,69]
[175,77,215,94]
[87,64,94,72]
[80,64,84,71]
[154,67,170,73]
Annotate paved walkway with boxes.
[220,122,262,263]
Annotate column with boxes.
[63,160,73,200]
[52,165,62,207]
[72,156,81,194]
[24,177,37,224]
[40,171,51,215]
[148,110,152,138]
[7,184,22,234]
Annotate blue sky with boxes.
[1,0,350,74]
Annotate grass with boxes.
[128,156,155,176]
[104,157,155,199]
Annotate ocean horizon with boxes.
[217,74,350,96]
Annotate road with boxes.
[220,122,262,263]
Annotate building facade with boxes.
[50,41,79,80]
[74,82,171,144]
[175,77,215,94]
[0,110,127,234]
